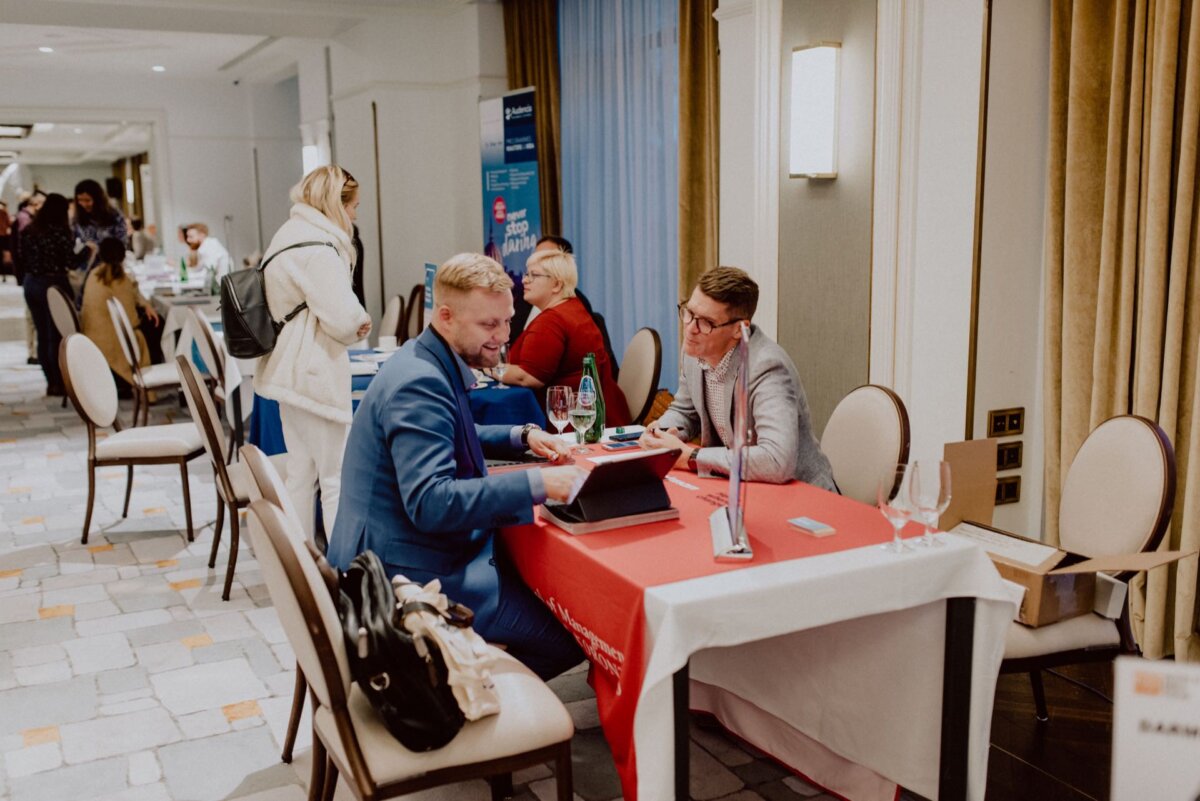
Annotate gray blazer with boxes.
[655,326,836,489]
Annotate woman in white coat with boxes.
[254,165,371,540]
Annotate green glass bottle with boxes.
[581,352,606,443]
[178,256,189,283]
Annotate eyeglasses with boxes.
[523,271,552,282]
[677,302,743,335]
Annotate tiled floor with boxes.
[0,289,841,801]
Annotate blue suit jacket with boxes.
[328,327,535,626]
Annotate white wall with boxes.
[321,3,506,324]
[0,68,298,266]
[27,162,112,198]
[248,75,303,254]
[973,0,1050,535]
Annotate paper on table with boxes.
[947,522,1059,568]
[349,361,377,376]
[588,447,670,465]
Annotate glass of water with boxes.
[492,344,509,389]
[546,386,572,440]
[568,393,596,453]
[909,460,952,547]
[877,464,912,553]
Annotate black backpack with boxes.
[219,241,336,359]
[336,551,466,751]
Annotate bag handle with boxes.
[258,240,337,326]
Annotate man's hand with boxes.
[540,465,586,502]
[640,426,691,469]
[356,321,372,339]
[528,428,573,462]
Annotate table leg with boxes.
[939,597,975,801]
[674,661,689,801]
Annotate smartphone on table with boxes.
[600,441,641,451]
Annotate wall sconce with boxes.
[789,42,841,179]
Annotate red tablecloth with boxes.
[500,463,925,800]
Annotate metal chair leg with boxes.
[489,773,514,800]
[1030,670,1049,722]
[121,465,134,518]
[308,736,326,801]
[179,461,194,542]
[320,757,338,801]
[222,504,240,601]
[281,667,306,763]
[555,741,573,801]
[209,488,224,569]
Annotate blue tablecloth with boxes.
[247,361,545,457]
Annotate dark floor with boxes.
[988,662,1114,801]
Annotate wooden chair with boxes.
[106,297,182,427]
[379,294,405,343]
[1000,414,1176,721]
[59,334,203,545]
[47,286,79,407]
[247,499,575,801]
[188,308,239,461]
[403,283,425,342]
[617,327,662,425]
[820,385,911,504]
[175,355,284,601]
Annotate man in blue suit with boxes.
[329,253,585,679]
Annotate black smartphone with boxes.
[608,430,642,442]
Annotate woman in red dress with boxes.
[498,249,631,426]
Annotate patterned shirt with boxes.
[700,345,738,448]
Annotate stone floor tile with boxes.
[710,792,767,801]
[547,666,595,704]
[39,566,120,591]
[134,641,194,673]
[75,599,122,621]
[59,707,182,764]
[11,643,66,668]
[98,696,160,716]
[568,728,624,801]
[7,753,127,801]
[3,741,63,778]
[127,749,162,785]
[732,757,790,786]
[692,723,757,768]
[42,581,110,608]
[124,618,206,647]
[63,632,136,675]
[177,708,232,739]
[566,697,601,731]
[529,777,587,801]
[91,784,173,801]
[691,741,747,800]
[781,775,825,797]
[158,726,291,801]
[96,666,150,695]
[0,592,39,624]
[199,610,254,642]
[245,606,287,644]
[0,615,76,649]
[758,778,817,800]
[151,656,268,716]
[14,659,72,685]
[513,762,553,785]
[74,608,174,638]
[230,786,308,801]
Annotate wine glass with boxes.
[877,464,911,553]
[909,460,952,547]
[492,344,509,389]
[568,393,596,454]
[546,386,573,440]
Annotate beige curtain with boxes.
[502,0,562,236]
[1044,0,1200,659]
[678,0,720,297]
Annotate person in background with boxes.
[328,252,584,680]
[496,248,631,425]
[80,238,160,392]
[640,266,836,488]
[129,217,157,260]
[0,200,12,282]
[184,223,231,284]
[11,191,45,365]
[20,193,75,395]
[73,179,128,264]
[254,165,371,540]
[350,224,365,307]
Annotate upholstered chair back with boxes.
[106,298,140,366]
[618,327,662,425]
[189,309,226,387]
[175,356,228,470]
[379,294,404,342]
[241,445,305,536]
[61,334,119,429]
[820,385,911,504]
[47,286,79,337]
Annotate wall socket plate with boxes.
[997,441,1023,471]
[995,476,1021,505]
[988,407,1025,437]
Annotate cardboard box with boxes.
[948,521,1189,627]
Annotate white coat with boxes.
[253,203,370,424]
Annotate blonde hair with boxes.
[525,249,577,297]
[434,253,513,307]
[290,165,358,235]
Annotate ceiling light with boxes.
[152,65,165,73]
[0,125,31,139]
[38,47,54,54]
[73,128,82,134]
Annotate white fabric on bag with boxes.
[393,576,502,722]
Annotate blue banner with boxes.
[480,88,542,287]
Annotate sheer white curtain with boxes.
[559,0,681,390]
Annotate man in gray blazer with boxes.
[640,267,836,489]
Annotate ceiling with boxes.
[0,122,152,166]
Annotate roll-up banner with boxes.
[480,87,542,287]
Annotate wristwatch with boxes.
[520,423,542,447]
[687,447,700,472]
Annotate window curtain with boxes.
[1044,0,1200,660]
[559,0,681,391]
[678,0,719,297]
[502,0,563,235]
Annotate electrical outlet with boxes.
[987,407,1026,437]
[995,476,1021,505]
[997,441,1023,471]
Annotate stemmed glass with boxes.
[546,386,573,442]
[568,391,596,454]
[909,460,952,547]
[877,464,912,553]
[492,345,509,389]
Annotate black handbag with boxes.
[335,550,466,751]
[219,241,334,359]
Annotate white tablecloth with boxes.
[634,536,1018,800]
